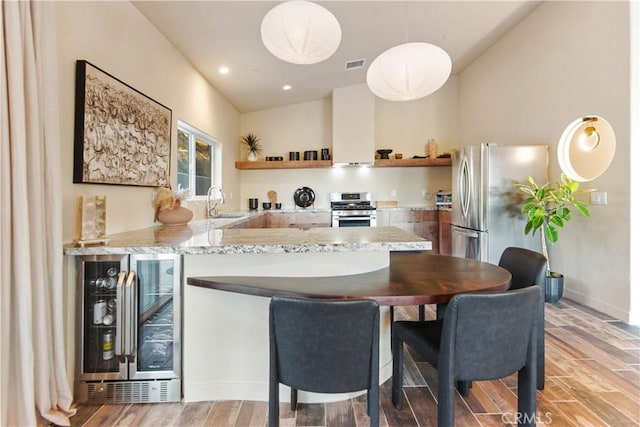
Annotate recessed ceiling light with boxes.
[282,85,292,91]
[219,66,230,74]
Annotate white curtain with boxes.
[1,1,75,425]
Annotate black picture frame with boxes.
[73,60,172,186]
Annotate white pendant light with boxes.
[557,115,616,182]
[261,0,342,65]
[366,42,451,101]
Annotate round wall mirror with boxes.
[557,115,616,182]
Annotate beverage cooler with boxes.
[75,254,181,404]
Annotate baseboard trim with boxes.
[563,288,630,323]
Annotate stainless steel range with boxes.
[330,192,377,227]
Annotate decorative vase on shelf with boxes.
[157,206,193,226]
[248,151,258,161]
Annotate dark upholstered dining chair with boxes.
[269,297,380,427]
[426,246,547,392]
[499,246,547,390]
[392,287,541,427]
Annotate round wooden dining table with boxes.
[187,252,512,306]
[184,252,512,404]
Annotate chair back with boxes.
[440,287,541,381]
[269,297,379,393]
[499,247,547,290]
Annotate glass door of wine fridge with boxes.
[129,254,181,380]
[75,254,181,404]
[77,255,128,381]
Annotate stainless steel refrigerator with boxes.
[451,143,549,264]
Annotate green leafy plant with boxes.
[515,174,591,275]
[240,132,262,154]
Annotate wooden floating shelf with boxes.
[235,158,452,170]
[374,157,452,167]
[235,160,332,170]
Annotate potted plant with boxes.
[515,174,591,302]
[240,132,262,161]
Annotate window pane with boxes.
[177,121,219,199]
[177,130,190,192]
[195,139,212,196]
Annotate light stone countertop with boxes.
[63,218,431,256]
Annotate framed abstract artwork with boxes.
[73,60,172,186]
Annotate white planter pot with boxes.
[248,151,258,161]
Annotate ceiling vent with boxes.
[345,59,365,70]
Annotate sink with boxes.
[212,213,246,219]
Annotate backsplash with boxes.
[236,166,452,211]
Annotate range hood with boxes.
[332,84,375,166]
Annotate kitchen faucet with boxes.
[207,185,224,217]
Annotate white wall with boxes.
[459,1,631,321]
[56,1,241,242]
[376,77,459,158]
[238,79,458,208]
[241,99,333,160]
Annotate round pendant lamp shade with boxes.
[366,42,452,101]
[261,0,342,65]
[557,115,616,182]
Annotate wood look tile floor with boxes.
[69,299,640,427]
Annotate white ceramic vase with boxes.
[248,151,258,161]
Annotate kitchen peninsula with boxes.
[64,217,431,404]
[63,216,431,256]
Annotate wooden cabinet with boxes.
[387,209,439,254]
[267,212,296,228]
[246,215,267,228]
[438,210,452,256]
[382,208,451,255]
[228,215,267,229]
[266,212,331,228]
[292,211,331,228]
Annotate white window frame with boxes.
[177,120,222,199]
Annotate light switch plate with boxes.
[590,191,607,205]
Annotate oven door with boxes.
[332,210,377,227]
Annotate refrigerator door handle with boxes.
[459,155,471,219]
[115,271,126,358]
[129,274,138,362]
[453,227,479,238]
[124,271,136,361]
